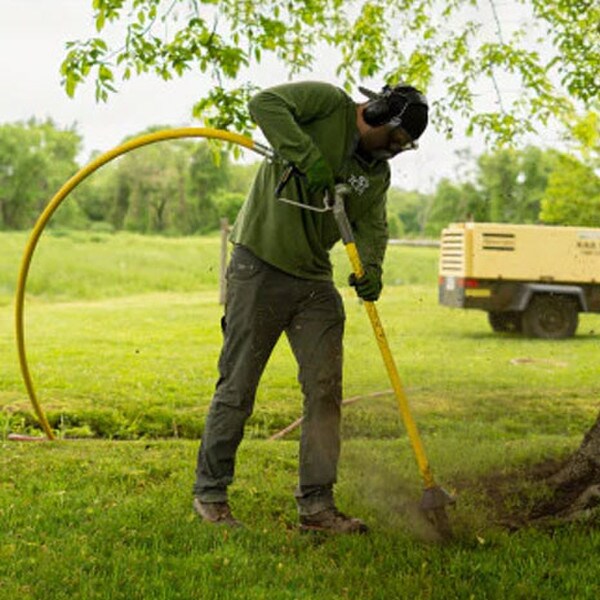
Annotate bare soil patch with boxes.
[461,457,600,531]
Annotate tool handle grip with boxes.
[345,242,365,279]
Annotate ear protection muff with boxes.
[359,84,428,130]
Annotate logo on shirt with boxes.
[348,174,370,196]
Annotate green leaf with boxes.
[99,65,114,81]
[65,73,77,98]
[95,10,106,32]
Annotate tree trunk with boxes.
[532,411,600,521]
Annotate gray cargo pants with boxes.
[194,244,345,516]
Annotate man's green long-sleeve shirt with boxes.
[230,81,391,281]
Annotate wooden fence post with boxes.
[219,218,230,305]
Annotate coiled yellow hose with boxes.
[14,128,263,440]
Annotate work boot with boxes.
[193,498,242,528]
[299,507,369,534]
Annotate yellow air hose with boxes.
[14,127,267,440]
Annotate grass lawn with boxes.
[1,230,599,598]
[1,438,599,599]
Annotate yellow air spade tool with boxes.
[330,183,455,538]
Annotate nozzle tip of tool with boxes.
[420,486,456,511]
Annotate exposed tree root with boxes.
[529,413,600,524]
[472,413,600,530]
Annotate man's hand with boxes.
[349,268,383,302]
[305,155,335,198]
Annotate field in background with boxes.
[1,231,596,440]
[0,230,438,305]
[1,231,599,598]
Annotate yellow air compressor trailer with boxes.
[438,222,600,338]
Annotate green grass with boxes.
[1,439,599,599]
[1,230,599,598]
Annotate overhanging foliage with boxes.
[61,0,599,144]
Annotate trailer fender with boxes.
[511,283,588,312]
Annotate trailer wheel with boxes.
[522,295,579,339]
[488,311,523,333]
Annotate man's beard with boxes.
[369,148,396,161]
[357,140,396,162]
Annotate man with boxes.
[193,80,428,533]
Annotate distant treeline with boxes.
[1,119,599,237]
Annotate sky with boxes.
[0,0,559,192]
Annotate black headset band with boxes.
[360,84,428,129]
